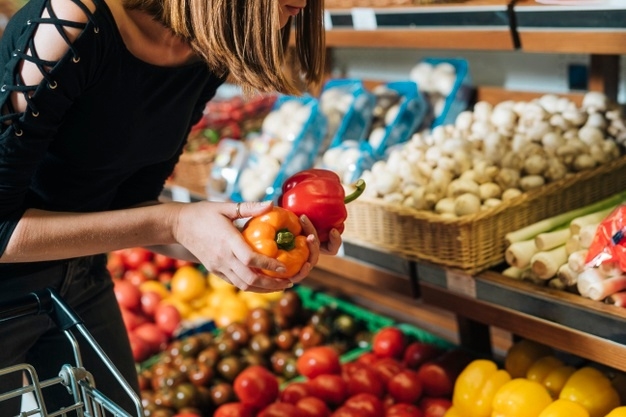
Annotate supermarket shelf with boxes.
[514,0,626,54]
[417,262,626,371]
[324,1,515,50]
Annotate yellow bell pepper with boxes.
[444,406,465,417]
[505,339,554,378]
[605,406,626,417]
[525,355,575,399]
[452,359,511,417]
[491,378,553,417]
[538,399,590,417]
[543,365,577,399]
[559,366,621,417]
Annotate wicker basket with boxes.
[342,155,626,274]
[171,149,215,196]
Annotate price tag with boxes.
[170,185,192,203]
[351,8,377,30]
[445,269,477,298]
[324,10,333,30]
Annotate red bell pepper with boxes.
[278,169,365,243]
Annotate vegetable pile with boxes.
[360,92,626,217]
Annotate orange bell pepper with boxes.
[451,359,511,417]
[538,399,590,417]
[559,367,621,417]
[491,378,553,417]
[505,339,553,379]
[242,206,309,278]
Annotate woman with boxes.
[0,0,336,414]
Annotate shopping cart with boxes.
[0,287,143,417]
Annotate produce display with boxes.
[359,92,626,217]
[501,190,626,306]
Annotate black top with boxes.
[0,0,225,275]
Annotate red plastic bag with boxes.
[585,205,626,271]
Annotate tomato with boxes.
[113,279,142,311]
[307,374,348,408]
[372,327,406,360]
[385,403,423,417]
[331,406,363,417]
[387,370,423,404]
[402,342,442,370]
[296,346,341,379]
[140,290,163,318]
[344,393,385,417]
[139,260,159,280]
[120,305,147,332]
[296,396,331,417]
[280,382,311,404]
[258,402,305,417]
[418,398,452,417]
[154,253,177,271]
[123,247,153,270]
[371,357,404,385]
[344,365,385,399]
[133,322,169,354]
[106,251,125,279]
[233,365,279,409]
[356,352,379,367]
[154,303,181,337]
[214,402,255,417]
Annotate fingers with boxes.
[321,229,342,255]
[228,200,273,221]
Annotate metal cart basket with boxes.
[0,287,143,417]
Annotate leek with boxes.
[505,191,626,245]
[569,207,613,235]
[505,239,538,269]
[535,227,571,251]
[531,245,568,280]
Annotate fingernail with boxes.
[300,215,307,223]
[276,267,287,273]
[286,282,294,288]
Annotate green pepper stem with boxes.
[276,230,296,251]
[344,179,366,204]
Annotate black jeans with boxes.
[0,255,140,416]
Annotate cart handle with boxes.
[0,288,83,331]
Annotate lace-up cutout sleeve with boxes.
[0,0,99,255]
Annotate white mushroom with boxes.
[479,182,502,201]
[519,175,546,191]
[502,188,523,201]
[582,91,608,113]
[454,193,482,216]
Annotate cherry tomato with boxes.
[113,279,142,311]
[418,397,452,417]
[387,370,423,404]
[372,327,406,360]
[306,374,347,408]
[356,352,379,367]
[331,406,363,417]
[154,303,181,337]
[385,403,423,417]
[402,342,442,370]
[122,247,153,270]
[344,393,385,417]
[295,396,331,417]
[371,357,404,385]
[258,402,305,417]
[214,402,255,417]
[154,253,177,271]
[296,346,341,379]
[345,365,385,399]
[280,382,311,404]
[233,365,279,409]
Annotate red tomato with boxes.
[138,261,159,280]
[113,279,142,311]
[387,370,423,404]
[344,393,385,417]
[307,374,347,408]
[296,396,331,417]
[258,402,305,417]
[233,365,279,409]
[296,346,341,379]
[214,402,255,417]
[127,332,151,362]
[280,382,311,404]
[385,403,423,417]
[140,290,163,318]
[418,397,452,417]
[173,414,201,417]
[371,357,404,385]
[120,306,147,332]
[154,253,177,271]
[402,342,442,370]
[123,247,153,270]
[106,251,125,279]
[372,327,406,360]
[356,352,379,367]
[133,322,169,354]
[124,269,149,287]
[154,303,181,337]
[345,365,385,399]
[330,406,363,417]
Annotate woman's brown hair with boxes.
[124,0,325,95]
